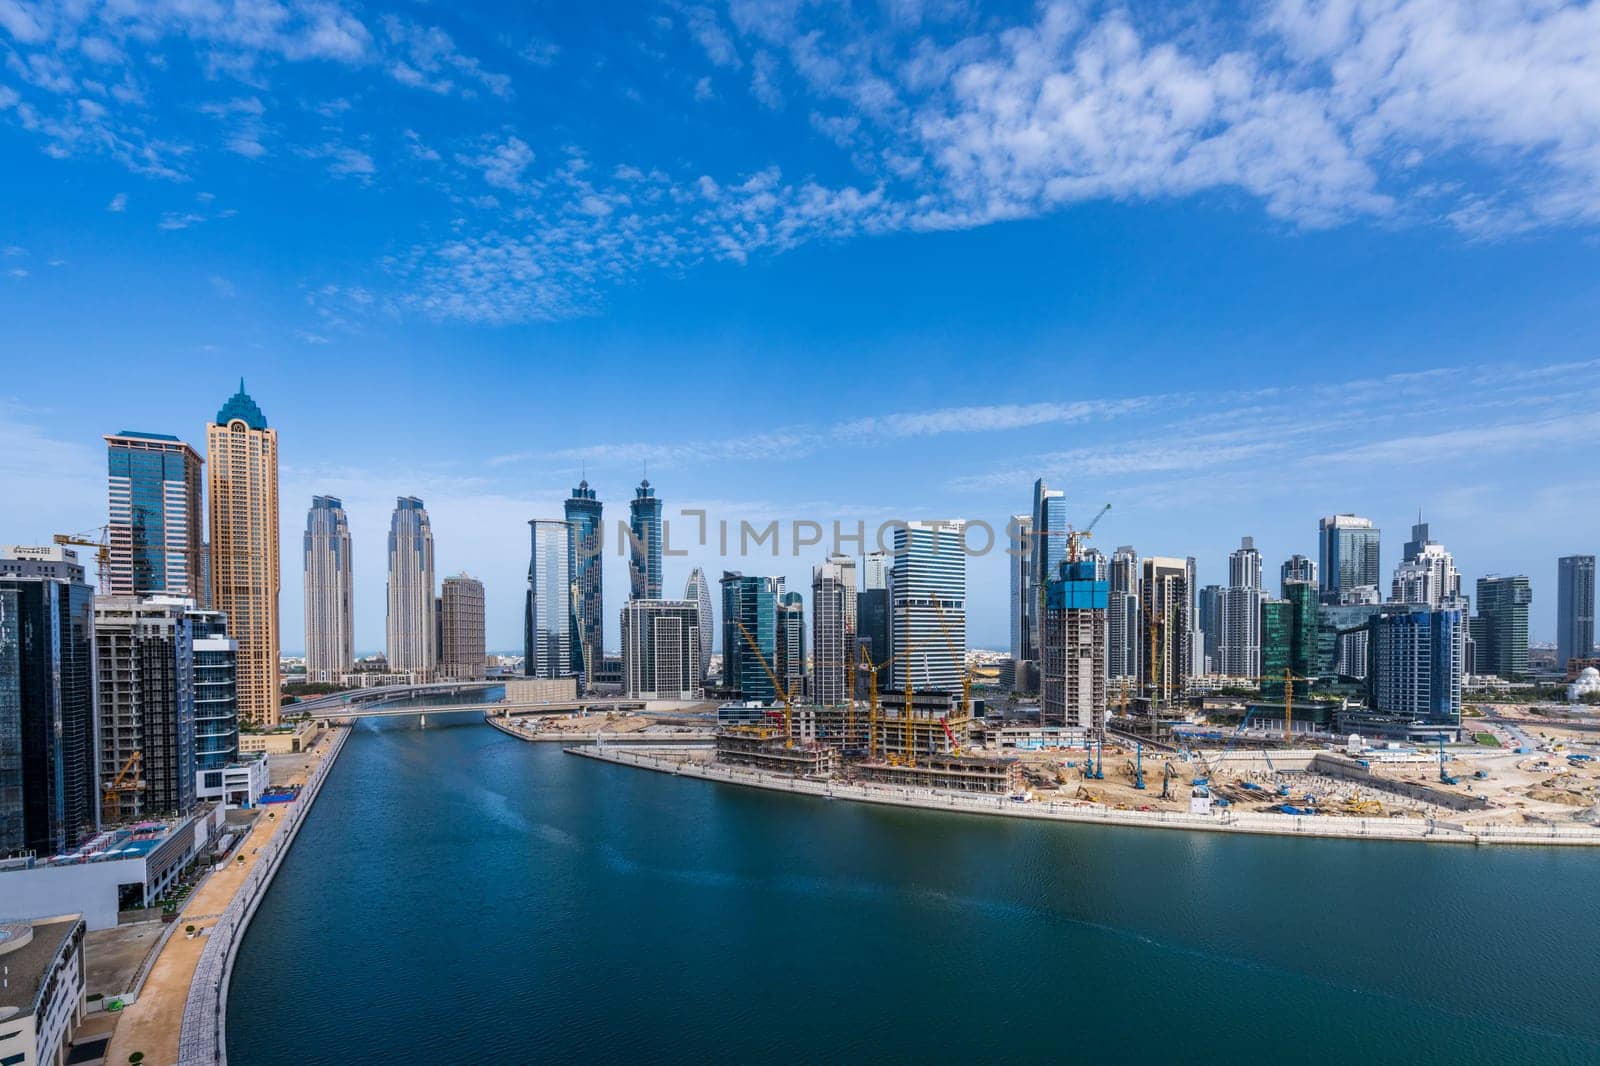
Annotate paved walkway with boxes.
[103,742,330,1066]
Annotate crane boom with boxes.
[736,620,795,749]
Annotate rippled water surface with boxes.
[228,715,1600,1064]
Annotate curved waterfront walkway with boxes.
[170,724,351,1065]
[567,746,1600,847]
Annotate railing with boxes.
[176,723,351,1065]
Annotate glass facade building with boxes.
[628,479,663,600]
[1,552,97,856]
[1368,609,1465,727]
[684,568,714,685]
[189,606,239,773]
[776,590,806,699]
[303,495,354,682]
[104,431,204,599]
[525,520,574,679]
[887,521,966,693]
[1557,555,1595,673]
[721,572,781,701]
[565,481,604,682]
[1471,575,1532,680]
[1318,514,1381,602]
[386,497,436,673]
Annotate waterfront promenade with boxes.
[104,723,351,1066]
[567,746,1600,847]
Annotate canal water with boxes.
[227,714,1600,1064]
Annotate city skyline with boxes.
[3,1,1599,653]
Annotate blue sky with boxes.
[2,0,1598,653]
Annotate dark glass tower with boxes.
[564,481,604,683]
[628,479,663,600]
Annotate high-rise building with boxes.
[386,497,436,674]
[777,591,806,699]
[856,587,890,673]
[1391,541,1462,608]
[1260,598,1290,691]
[1041,558,1107,730]
[1368,608,1465,728]
[1029,481,1067,661]
[1557,555,1596,672]
[1138,557,1190,706]
[303,495,353,683]
[206,381,279,727]
[684,568,714,686]
[525,520,573,680]
[1319,514,1380,603]
[621,600,703,700]
[1280,554,1316,593]
[1261,579,1318,694]
[439,574,486,681]
[628,479,663,600]
[1471,575,1531,680]
[1402,514,1431,563]
[888,521,965,693]
[94,597,197,821]
[812,555,857,705]
[721,572,781,701]
[861,551,889,591]
[1107,546,1140,681]
[564,480,604,682]
[1220,537,1264,679]
[1197,584,1222,675]
[0,547,97,856]
[104,431,204,598]
[1009,513,1033,668]
[188,605,239,774]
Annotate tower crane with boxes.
[1240,668,1317,741]
[53,527,113,587]
[1064,503,1112,564]
[102,750,142,823]
[932,600,973,755]
[736,620,797,749]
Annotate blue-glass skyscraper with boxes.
[565,481,604,682]
[189,606,239,773]
[721,572,780,701]
[629,479,663,600]
[1368,609,1464,728]
[1319,514,1381,602]
[526,520,574,679]
[1028,480,1067,660]
[104,430,204,598]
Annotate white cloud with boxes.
[210,275,237,298]
[107,192,127,211]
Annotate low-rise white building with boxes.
[0,915,86,1066]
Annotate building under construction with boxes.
[855,753,1023,795]
[869,690,970,760]
[714,727,838,777]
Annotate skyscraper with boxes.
[303,495,353,683]
[1139,557,1190,706]
[1262,580,1318,694]
[1009,513,1033,669]
[1107,546,1140,681]
[104,431,204,598]
[628,479,663,600]
[1029,481,1067,661]
[1197,584,1222,675]
[206,381,280,728]
[526,520,574,680]
[1391,541,1462,608]
[683,568,714,686]
[1402,514,1431,563]
[1557,555,1596,672]
[188,605,239,774]
[0,547,97,856]
[95,597,197,821]
[861,551,889,591]
[1220,537,1264,679]
[1318,514,1380,602]
[1041,558,1107,730]
[1280,554,1316,593]
[887,521,966,693]
[1471,575,1531,680]
[1368,608,1465,728]
[565,480,604,683]
[777,591,806,699]
[386,497,436,674]
[439,574,486,681]
[811,554,857,705]
[621,600,703,700]
[721,572,781,701]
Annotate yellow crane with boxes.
[931,600,972,756]
[53,527,113,587]
[102,750,142,822]
[736,620,797,748]
[1064,503,1111,564]
[1241,669,1317,741]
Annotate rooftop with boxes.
[0,917,81,1019]
[215,377,269,429]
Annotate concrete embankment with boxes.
[176,723,352,1065]
[567,746,1600,848]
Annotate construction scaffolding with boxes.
[855,753,1023,795]
[871,690,969,761]
[715,728,839,777]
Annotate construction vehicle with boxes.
[1083,735,1104,780]
[102,750,142,822]
[736,620,796,749]
[1159,759,1176,800]
[1437,735,1459,785]
[1129,741,1146,790]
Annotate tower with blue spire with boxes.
[215,377,269,429]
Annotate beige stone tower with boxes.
[206,380,281,728]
